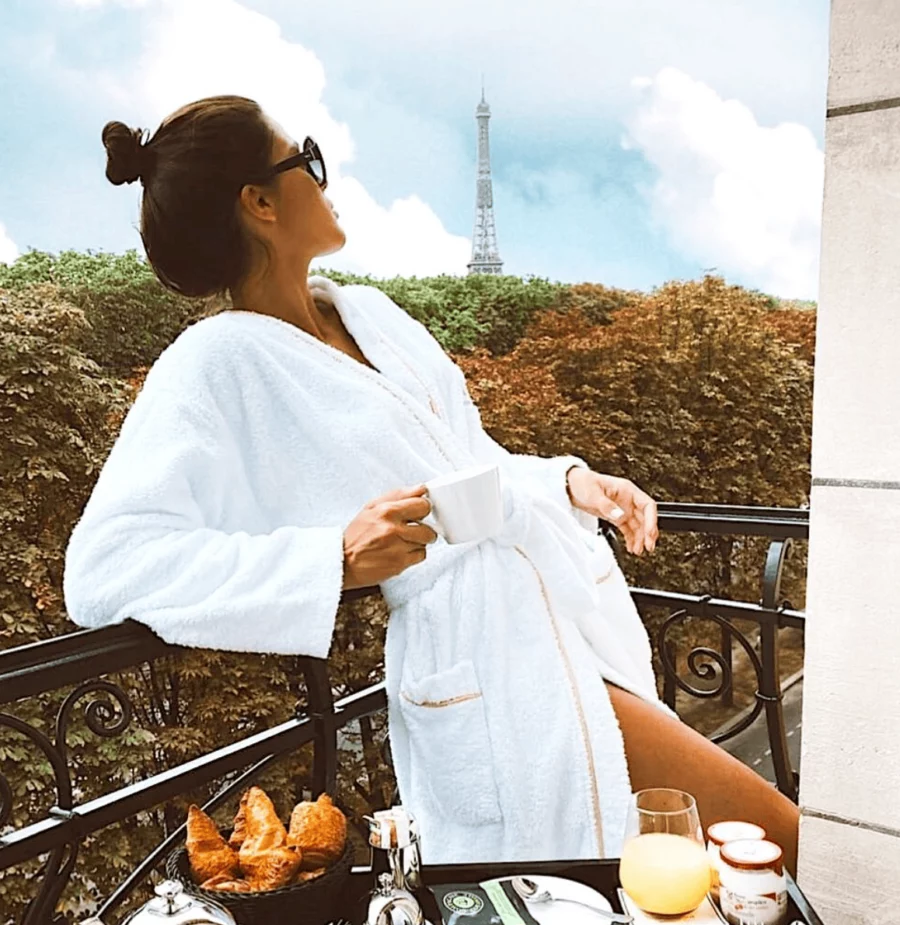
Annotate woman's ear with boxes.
[238,183,277,224]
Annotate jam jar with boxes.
[706,820,766,902]
[719,838,788,925]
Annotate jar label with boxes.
[720,886,787,925]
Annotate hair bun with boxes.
[102,121,147,185]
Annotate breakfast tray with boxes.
[333,857,825,924]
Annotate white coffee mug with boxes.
[422,463,503,545]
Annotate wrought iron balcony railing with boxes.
[0,502,808,925]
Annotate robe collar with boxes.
[308,275,446,420]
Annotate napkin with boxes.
[428,881,539,925]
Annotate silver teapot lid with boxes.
[367,873,427,925]
[121,880,236,925]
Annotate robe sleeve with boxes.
[63,360,344,659]
[456,371,599,535]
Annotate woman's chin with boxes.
[320,232,347,257]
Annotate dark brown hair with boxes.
[102,96,274,297]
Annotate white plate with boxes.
[505,875,614,925]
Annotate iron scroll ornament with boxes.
[657,595,767,745]
[0,679,133,925]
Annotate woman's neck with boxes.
[231,258,335,338]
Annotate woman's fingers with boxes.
[634,512,651,556]
[375,484,427,504]
[604,480,641,555]
[631,487,659,553]
[406,544,428,565]
[627,523,642,556]
[598,491,628,524]
[385,494,432,523]
[609,477,658,556]
[397,520,439,545]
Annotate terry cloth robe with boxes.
[63,276,673,864]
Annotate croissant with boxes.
[240,786,287,852]
[287,793,347,869]
[240,844,303,891]
[185,805,240,885]
[200,872,254,893]
[295,866,327,883]
[228,790,250,851]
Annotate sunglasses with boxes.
[256,136,327,190]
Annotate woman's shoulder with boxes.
[160,310,249,356]
[333,281,471,397]
[336,282,448,356]
[139,312,254,402]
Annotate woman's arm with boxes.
[354,284,597,531]
[456,374,599,534]
[63,376,344,658]
[357,284,659,553]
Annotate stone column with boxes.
[798,2,900,922]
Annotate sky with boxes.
[0,0,831,298]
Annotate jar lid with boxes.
[707,820,767,846]
[720,839,784,874]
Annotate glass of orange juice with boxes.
[619,788,711,916]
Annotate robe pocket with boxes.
[399,660,503,826]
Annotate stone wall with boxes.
[798,2,900,922]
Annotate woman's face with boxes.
[240,118,346,265]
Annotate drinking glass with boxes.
[619,788,711,916]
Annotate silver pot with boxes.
[83,880,236,925]
[366,807,423,892]
[365,872,430,925]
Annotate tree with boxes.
[457,275,813,669]
[316,268,564,354]
[0,258,814,916]
[0,285,312,917]
[0,250,212,378]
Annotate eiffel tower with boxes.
[467,84,504,276]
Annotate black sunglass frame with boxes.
[255,136,327,189]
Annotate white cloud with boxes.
[64,0,150,7]
[625,67,823,298]
[320,181,470,277]
[111,0,470,277]
[0,222,19,266]
[40,0,828,288]
[268,0,829,140]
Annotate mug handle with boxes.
[420,496,446,540]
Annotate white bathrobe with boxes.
[63,276,670,863]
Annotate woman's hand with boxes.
[343,485,439,589]
[566,467,659,557]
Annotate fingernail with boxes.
[610,506,625,521]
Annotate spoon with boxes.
[510,877,634,923]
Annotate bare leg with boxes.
[606,682,800,876]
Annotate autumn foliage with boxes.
[462,277,812,503]
[0,252,814,916]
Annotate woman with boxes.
[64,95,799,870]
